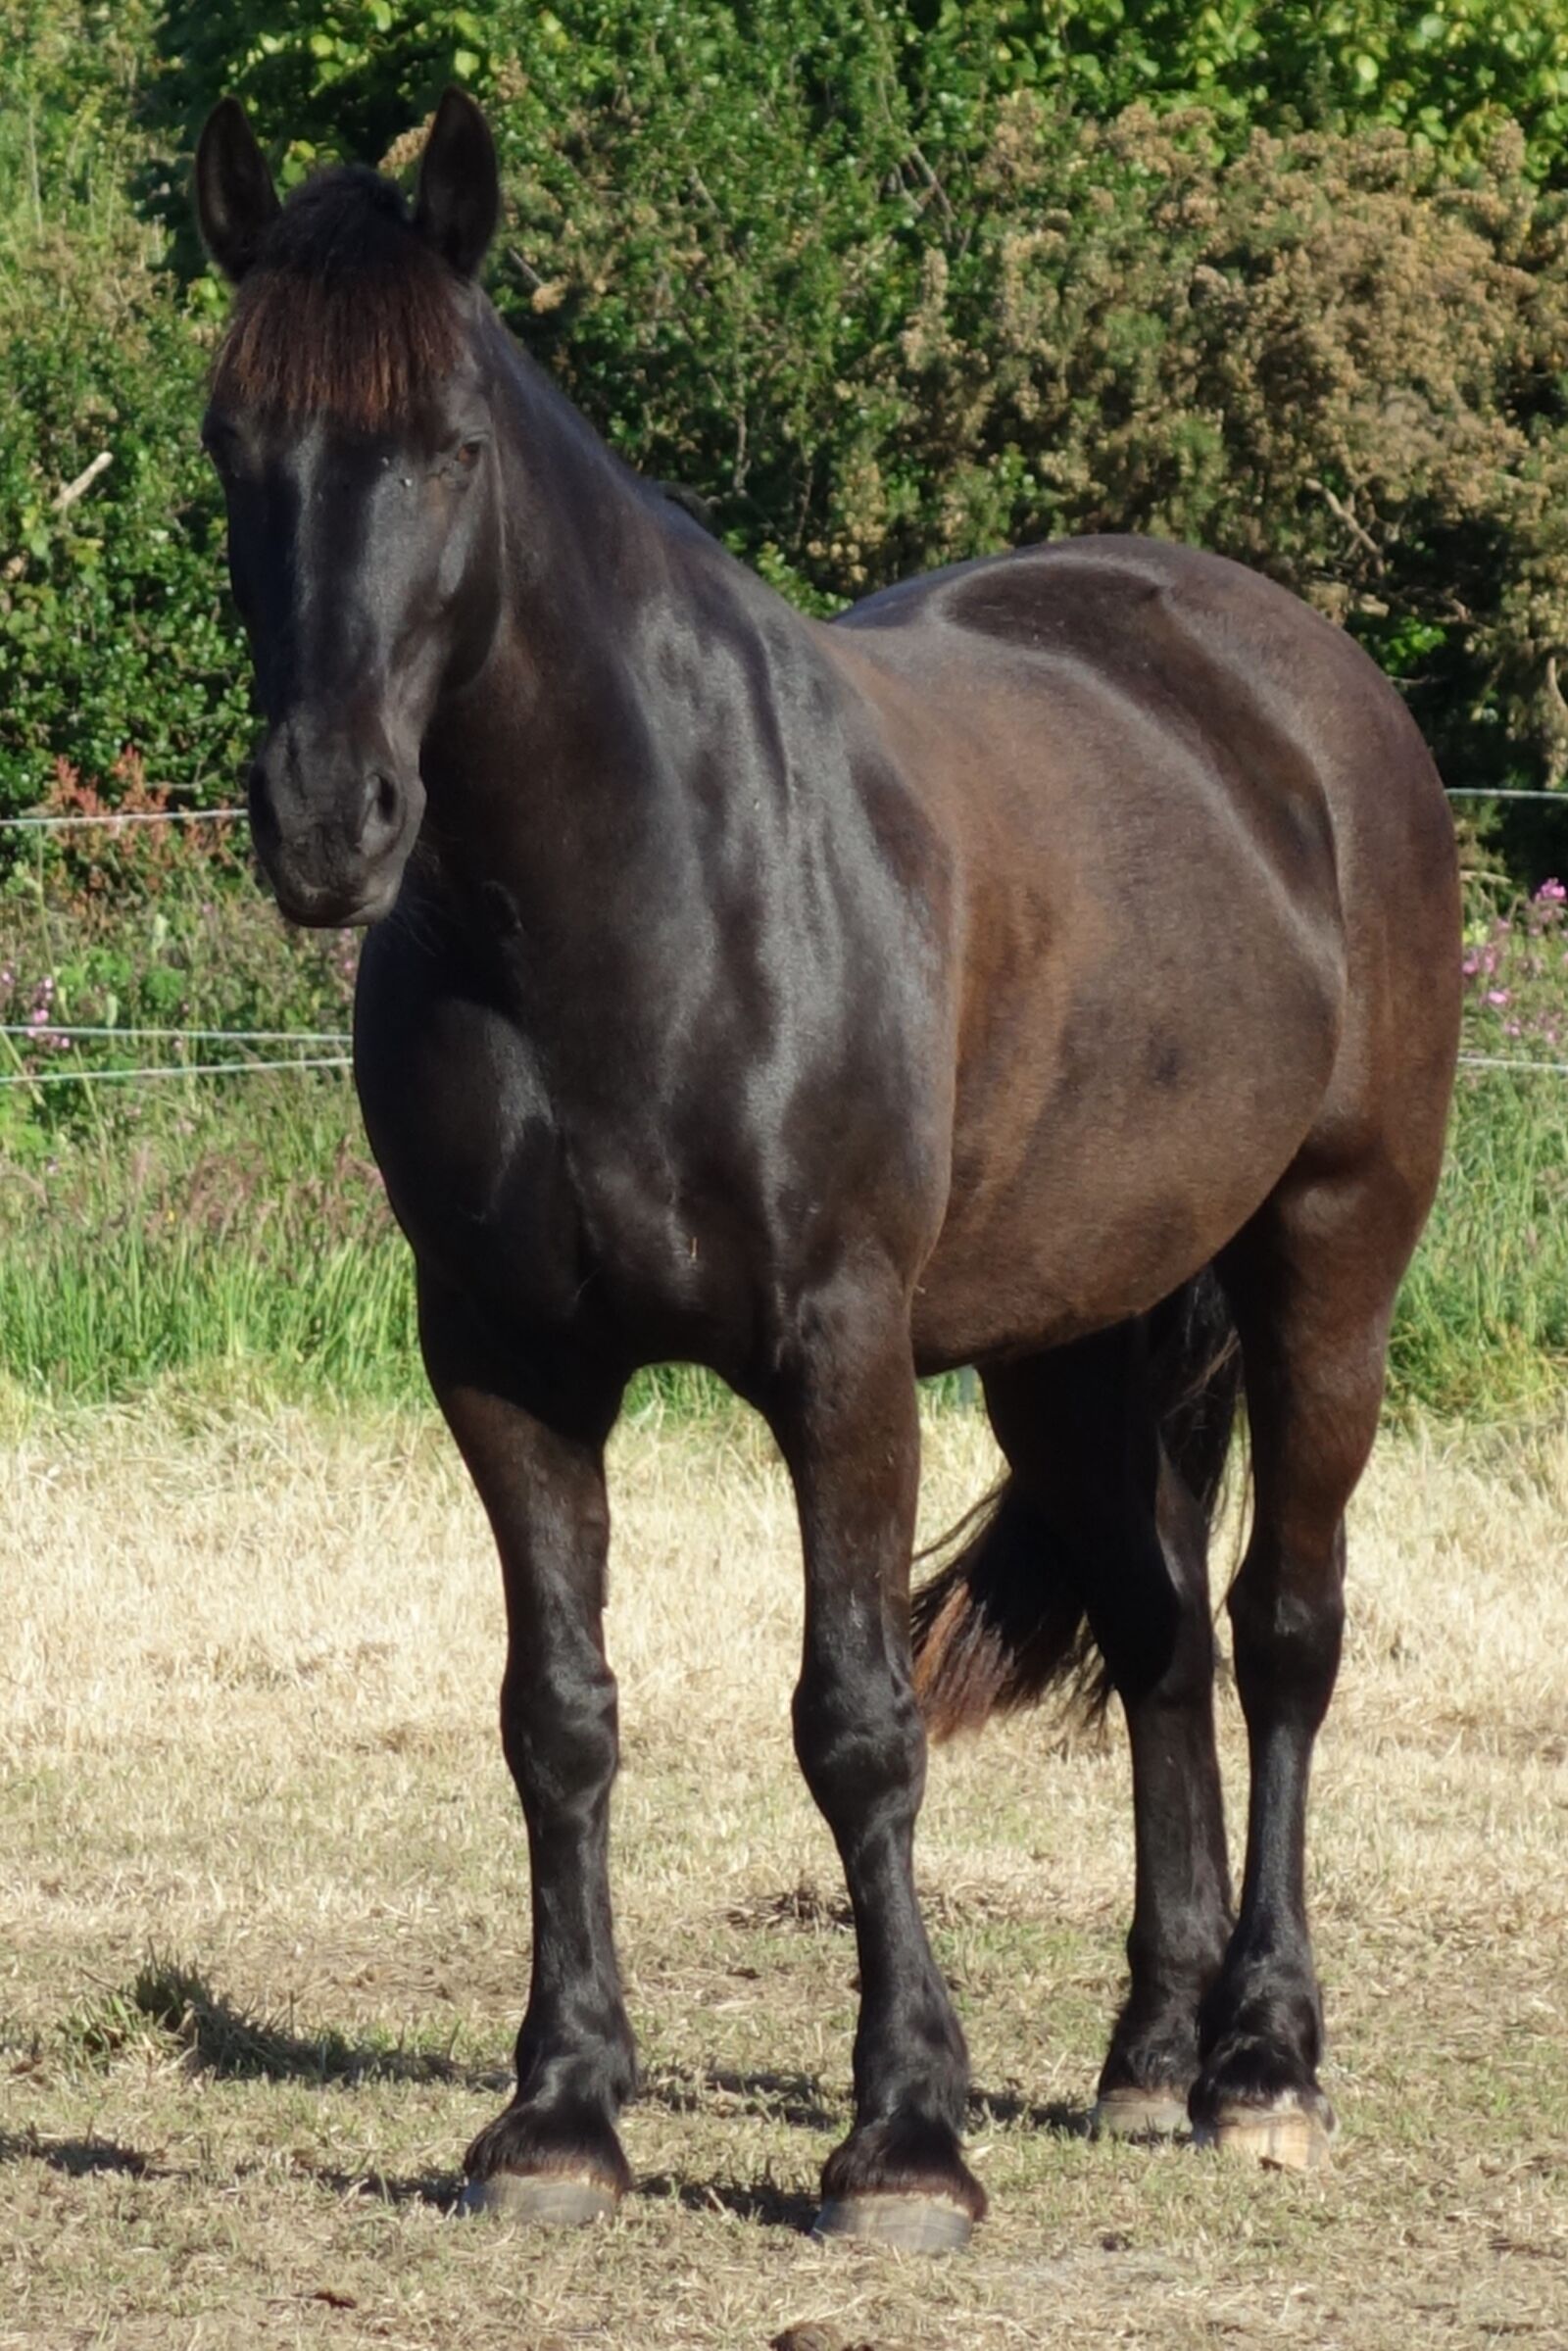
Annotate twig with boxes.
[906,139,954,223]
[506,246,543,296]
[1304,475,1382,567]
[52,452,112,514]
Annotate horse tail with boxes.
[909,1268,1243,1741]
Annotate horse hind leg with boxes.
[923,1297,1237,2136]
[1194,1149,1428,2170]
[1092,1330,1240,2137]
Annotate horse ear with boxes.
[195,99,280,282]
[414,88,498,279]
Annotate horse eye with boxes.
[454,438,485,473]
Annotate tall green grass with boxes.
[1390,1067,1568,1419]
[0,1058,1563,1423]
[0,1078,419,1407]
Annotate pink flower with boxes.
[1486,989,1511,1006]
[1536,878,1567,904]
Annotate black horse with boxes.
[194,92,1459,2246]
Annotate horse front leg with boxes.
[770,1279,985,2251]
[419,1278,634,2224]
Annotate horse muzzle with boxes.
[248,723,425,927]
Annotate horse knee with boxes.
[501,1656,619,1816]
[792,1662,925,1831]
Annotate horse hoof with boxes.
[811,2194,975,2252]
[1092,2085,1191,2140]
[1195,2099,1335,2173]
[458,2171,620,2225]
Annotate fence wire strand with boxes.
[0,1023,350,1044]
[0,1055,352,1088]
[1456,1053,1568,1076]
[0,794,1564,1085]
[0,808,246,830]
[0,788,1557,832]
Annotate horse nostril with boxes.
[367,769,401,839]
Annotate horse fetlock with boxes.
[1098,2000,1202,2109]
[820,2110,987,2236]
[1199,1949,1323,2064]
[1188,1856,1331,2162]
[464,2090,633,2211]
[1190,2007,1328,2138]
[854,1989,970,2130]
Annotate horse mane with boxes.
[211,166,465,431]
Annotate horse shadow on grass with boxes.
[290,2161,461,2212]
[0,2131,164,2180]
[0,2129,458,2211]
[119,1957,509,2094]
[637,2170,820,2231]
[27,1960,1092,2223]
[641,2063,843,2134]
[640,2064,1092,2143]
[970,2087,1095,2138]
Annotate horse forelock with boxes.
[211,166,466,433]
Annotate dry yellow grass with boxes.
[2,1396,1566,2349]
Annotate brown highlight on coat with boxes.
[211,166,465,432]
[910,1480,1110,1740]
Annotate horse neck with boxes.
[419,322,820,947]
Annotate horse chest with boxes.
[358,987,754,1356]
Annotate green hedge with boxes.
[7,3,1568,852]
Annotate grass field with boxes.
[2,1396,1565,2349]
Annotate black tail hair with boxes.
[910,1268,1242,1740]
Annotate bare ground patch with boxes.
[2,1400,1566,2347]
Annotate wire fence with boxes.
[0,1056,353,1089]
[0,807,245,830]
[0,802,343,1089]
[0,1024,350,1044]
[0,790,1563,1086]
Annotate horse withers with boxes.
[193,91,1460,2245]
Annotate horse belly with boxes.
[910,947,1341,1370]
